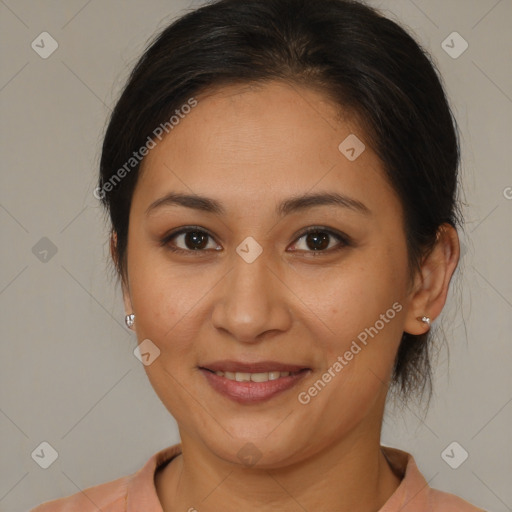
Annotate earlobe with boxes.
[403,224,460,335]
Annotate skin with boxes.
[116,80,460,511]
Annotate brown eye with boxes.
[181,231,209,250]
[304,232,330,251]
[162,227,221,254]
[289,227,351,254]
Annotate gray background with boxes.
[1,1,511,511]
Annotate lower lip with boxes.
[200,369,310,404]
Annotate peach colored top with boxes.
[31,444,485,511]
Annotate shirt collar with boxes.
[379,445,431,511]
[126,443,181,512]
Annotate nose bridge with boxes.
[211,247,291,342]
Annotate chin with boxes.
[206,434,303,469]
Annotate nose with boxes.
[210,248,293,344]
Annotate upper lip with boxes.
[200,360,310,373]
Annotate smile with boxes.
[210,370,299,382]
[199,363,310,404]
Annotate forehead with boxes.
[135,80,396,216]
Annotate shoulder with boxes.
[428,488,487,511]
[380,445,486,512]
[29,443,182,512]
[29,475,129,512]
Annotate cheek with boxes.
[296,249,408,399]
[127,248,202,353]
[127,254,207,420]
[297,250,406,338]
[295,259,406,434]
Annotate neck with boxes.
[156,422,401,511]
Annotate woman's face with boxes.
[123,81,416,466]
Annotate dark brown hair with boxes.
[99,0,461,403]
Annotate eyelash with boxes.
[160,225,352,257]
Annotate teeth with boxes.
[250,372,270,382]
[212,370,293,382]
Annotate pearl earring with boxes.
[125,314,135,329]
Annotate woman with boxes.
[32,0,484,510]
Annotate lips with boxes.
[199,360,311,404]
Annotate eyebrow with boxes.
[145,191,371,217]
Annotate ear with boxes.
[403,223,460,335]
[110,231,133,315]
